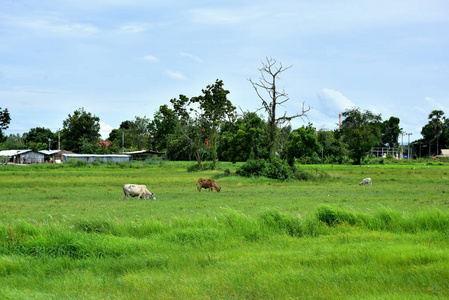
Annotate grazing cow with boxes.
[197,178,221,192]
[122,184,156,200]
[359,178,372,186]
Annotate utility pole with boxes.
[48,138,51,151]
[401,132,406,159]
[122,128,125,153]
[407,133,412,161]
[58,129,60,150]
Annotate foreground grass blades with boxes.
[0,162,449,298]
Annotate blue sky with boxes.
[1,0,448,142]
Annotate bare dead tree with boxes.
[249,57,311,155]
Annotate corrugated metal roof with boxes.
[63,154,130,158]
[39,150,62,155]
[122,150,165,155]
[0,149,32,157]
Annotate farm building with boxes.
[122,150,166,160]
[439,149,449,157]
[63,153,131,163]
[39,150,75,163]
[0,149,45,164]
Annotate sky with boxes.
[1,0,448,143]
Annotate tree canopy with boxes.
[61,108,101,153]
[341,108,382,165]
[0,107,11,143]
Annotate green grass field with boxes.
[1,162,449,299]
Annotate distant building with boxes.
[63,153,131,163]
[98,141,110,149]
[439,149,449,157]
[0,150,45,164]
[39,150,75,163]
[122,150,166,160]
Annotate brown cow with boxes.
[197,178,221,192]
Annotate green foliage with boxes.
[0,133,26,150]
[23,127,57,151]
[236,156,330,181]
[261,156,292,180]
[286,124,320,165]
[1,163,449,298]
[61,107,101,153]
[148,104,179,152]
[0,107,11,143]
[235,158,266,177]
[186,161,217,172]
[67,158,87,167]
[218,112,269,162]
[259,209,324,237]
[341,108,382,165]
[381,116,402,148]
[419,110,448,156]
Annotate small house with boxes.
[0,150,45,164]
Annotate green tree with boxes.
[317,130,348,164]
[108,121,133,151]
[429,110,445,155]
[286,124,321,165]
[0,107,11,143]
[23,127,57,151]
[1,134,26,150]
[218,112,269,162]
[131,116,150,150]
[148,105,179,152]
[191,79,236,168]
[61,108,101,153]
[249,58,310,156]
[170,80,236,168]
[170,94,208,166]
[341,108,382,165]
[381,117,402,148]
[421,110,448,156]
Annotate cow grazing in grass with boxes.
[122,184,156,200]
[197,178,221,192]
[359,178,372,186]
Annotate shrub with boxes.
[261,156,292,180]
[236,158,266,177]
[67,158,86,167]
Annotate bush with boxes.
[237,157,330,181]
[67,158,87,167]
[261,156,292,180]
[236,158,266,177]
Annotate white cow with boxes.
[122,184,156,200]
[359,178,372,186]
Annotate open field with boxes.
[1,162,449,299]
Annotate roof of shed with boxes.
[122,150,165,155]
[0,149,33,157]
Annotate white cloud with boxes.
[142,55,159,62]
[117,24,147,34]
[7,15,99,37]
[99,122,113,140]
[180,52,202,62]
[163,70,186,80]
[189,8,243,25]
[317,88,355,114]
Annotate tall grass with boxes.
[1,162,449,298]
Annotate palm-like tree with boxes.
[428,110,445,155]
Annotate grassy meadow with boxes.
[1,161,449,299]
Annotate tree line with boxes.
[1,59,448,166]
